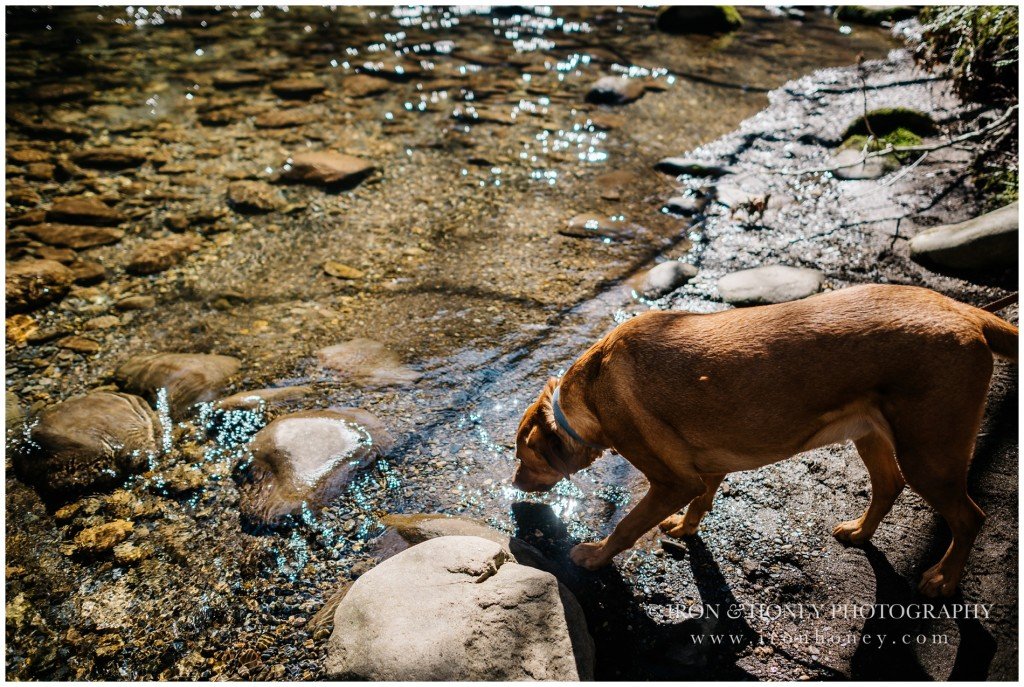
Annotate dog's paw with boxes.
[918,564,958,598]
[569,542,611,570]
[659,514,699,538]
[832,519,870,545]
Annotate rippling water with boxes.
[5,6,897,680]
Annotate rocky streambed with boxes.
[5,6,1017,682]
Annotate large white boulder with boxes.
[717,265,824,306]
[325,535,594,681]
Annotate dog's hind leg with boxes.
[833,431,905,545]
[659,472,726,538]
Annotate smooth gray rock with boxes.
[831,147,891,180]
[663,194,707,215]
[317,339,421,387]
[325,536,594,681]
[717,265,824,306]
[655,157,734,177]
[909,202,1018,271]
[640,261,698,298]
[238,408,393,525]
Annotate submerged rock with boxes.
[6,391,24,432]
[282,151,376,188]
[324,536,594,680]
[115,352,241,419]
[12,392,161,499]
[834,6,918,25]
[662,194,707,215]
[254,109,316,129]
[640,261,698,298]
[238,408,393,525]
[831,147,892,180]
[585,76,645,105]
[909,202,1018,271]
[6,259,75,312]
[655,5,743,34]
[271,77,326,99]
[227,181,286,214]
[717,265,824,306]
[71,146,148,169]
[126,234,202,275]
[560,213,642,241]
[343,74,391,98]
[215,385,315,412]
[72,520,134,556]
[46,197,125,226]
[25,223,125,249]
[317,339,421,386]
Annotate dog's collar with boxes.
[552,386,604,451]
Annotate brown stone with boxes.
[254,109,317,129]
[271,77,327,99]
[72,146,148,169]
[227,181,286,213]
[6,259,74,312]
[57,336,102,354]
[126,234,202,275]
[47,197,125,226]
[343,75,391,98]
[115,352,242,418]
[24,223,125,250]
[282,151,376,187]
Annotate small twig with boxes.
[889,217,902,250]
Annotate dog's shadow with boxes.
[510,502,759,680]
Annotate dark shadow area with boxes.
[511,501,760,681]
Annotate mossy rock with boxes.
[835,6,919,25]
[655,6,742,34]
[841,127,922,167]
[841,108,937,140]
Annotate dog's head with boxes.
[512,378,599,492]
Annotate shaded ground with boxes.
[4,6,1015,682]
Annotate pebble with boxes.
[323,261,365,280]
[6,259,75,312]
[73,520,134,556]
[46,197,125,226]
[227,181,286,214]
[71,146,148,169]
[126,234,202,275]
[640,261,698,298]
[317,339,421,387]
[270,77,326,99]
[25,223,125,249]
[585,76,646,105]
[282,151,376,188]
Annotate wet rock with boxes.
[317,339,421,387]
[73,520,134,556]
[71,146,148,169]
[909,202,1018,271]
[324,536,594,681]
[34,246,76,264]
[215,385,315,412]
[654,157,735,177]
[33,82,93,102]
[113,542,149,566]
[212,71,264,89]
[6,314,37,344]
[12,392,161,499]
[69,260,107,285]
[9,112,90,141]
[640,261,698,298]
[239,408,393,525]
[126,234,202,275]
[594,170,638,201]
[270,77,326,99]
[160,463,206,494]
[323,261,364,280]
[6,391,24,431]
[115,295,156,311]
[47,197,125,226]
[717,265,824,306]
[227,181,286,214]
[282,151,377,188]
[115,352,241,419]
[253,109,316,129]
[655,5,743,34]
[57,336,102,354]
[25,162,55,181]
[25,223,125,249]
[585,76,645,105]
[663,194,707,215]
[6,259,75,312]
[560,213,642,241]
[343,74,391,98]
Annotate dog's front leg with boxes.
[570,478,704,570]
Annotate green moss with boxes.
[835,6,918,26]
[918,6,1018,107]
[976,167,1020,210]
[840,127,923,169]
[655,5,742,34]
[841,107,937,140]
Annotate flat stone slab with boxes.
[717,265,824,306]
[909,202,1018,271]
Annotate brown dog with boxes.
[513,284,1017,597]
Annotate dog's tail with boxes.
[974,308,1018,361]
